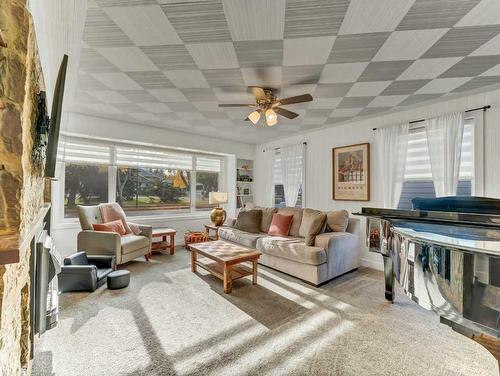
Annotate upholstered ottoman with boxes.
[107,270,130,289]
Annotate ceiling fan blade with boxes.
[218,103,255,107]
[275,107,299,119]
[248,86,266,100]
[277,94,313,106]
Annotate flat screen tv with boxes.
[44,54,68,178]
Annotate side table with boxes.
[204,224,220,241]
[151,228,176,255]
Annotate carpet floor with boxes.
[33,248,498,376]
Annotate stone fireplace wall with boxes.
[1,0,47,374]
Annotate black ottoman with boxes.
[107,270,130,289]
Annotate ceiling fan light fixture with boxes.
[248,110,261,124]
[265,108,278,126]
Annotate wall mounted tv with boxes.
[44,54,68,178]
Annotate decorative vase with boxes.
[210,207,226,226]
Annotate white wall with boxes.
[52,112,254,257]
[254,88,500,270]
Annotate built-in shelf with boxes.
[236,158,253,209]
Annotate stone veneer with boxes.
[1,0,47,374]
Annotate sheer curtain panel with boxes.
[280,143,304,207]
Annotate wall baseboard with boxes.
[360,257,383,271]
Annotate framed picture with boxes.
[332,143,370,201]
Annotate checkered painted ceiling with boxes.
[73,0,500,144]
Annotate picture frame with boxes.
[332,142,370,201]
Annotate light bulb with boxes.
[265,109,278,126]
[248,110,261,124]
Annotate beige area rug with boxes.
[33,248,498,376]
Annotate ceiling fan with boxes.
[218,86,313,127]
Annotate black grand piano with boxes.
[356,196,499,364]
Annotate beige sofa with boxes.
[76,205,152,265]
[219,207,360,286]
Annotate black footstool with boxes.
[107,270,130,289]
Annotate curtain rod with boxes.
[372,105,491,131]
[263,142,307,152]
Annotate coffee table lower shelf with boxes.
[195,257,253,281]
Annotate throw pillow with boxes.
[99,203,132,234]
[92,219,127,235]
[233,209,262,233]
[326,210,349,232]
[268,213,294,236]
[255,206,278,233]
[276,207,303,237]
[299,208,327,246]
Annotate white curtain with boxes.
[425,112,464,197]
[280,143,304,207]
[261,148,275,207]
[376,123,409,208]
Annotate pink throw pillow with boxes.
[268,213,294,236]
[92,219,127,235]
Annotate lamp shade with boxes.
[209,192,228,205]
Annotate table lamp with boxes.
[209,192,228,226]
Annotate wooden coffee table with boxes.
[190,240,261,294]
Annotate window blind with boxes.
[404,120,473,180]
[196,156,221,172]
[115,147,193,170]
[274,150,283,184]
[57,137,111,164]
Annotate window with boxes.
[57,137,224,220]
[273,149,304,208]
[397,119,474,209]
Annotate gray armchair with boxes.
[76,204,152,265]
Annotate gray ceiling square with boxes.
[126,71,174,89]
[79,48,119,73]
[306,109,336,118]
[77,74,110,91]
[202,69,245,87]
[234,41,284,68]
[95,0,156,6]
[284,0,350,38]
[381,79,431,95]
[397,0,481,30]
[111,103,147,113]
[324,116,352,125]
[164,102,198,112]
[452,75,500,92]
[140,45,197,70]
[178,112,206,121]
[398,94,443,106]
[156,112,180,121]
[74,91,103,104]
[358,107,392,116]
[202,111,230,120]
[358,60,413,82]
[117,90,158,102]
[282,65,324,85]
[313,83,353,98]
[160,1,231,43]
[180,88,217,102]
[422,25,500,58]
[328,32,390,63]
[439,55,500,78]
[337,96,375,109]
[83,9,133,47]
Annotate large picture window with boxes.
[58,137,224,220]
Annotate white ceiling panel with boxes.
[481,63,500,76]
[241,66,282,87]
[90,72,144,90]
[163,70,210,88]
[223,0,286,41]
[98,47,157,71]
[308,97,342,109]
[104,5,181,46]
[416,77,473,94]
[339,0,415,35]
[137,102,172,113]
[186,42,239,69]
[149,88,188,102]
[87,90,131,103]
[455,0,500,27]
[397,57,462,80]
[346,81,391,97]
[319,63,368,83]
[373,29,448,61]
[367,95,408,107]
[471,34,500,56]
[283,36,336,66]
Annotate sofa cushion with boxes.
[257,236,326,266]
[120,235,150,255]
[299,208,326,246]
[233,209,262,233]
[314,231,357,253]
[268,213,294,236]
[326,209,349,232]
[255,207,277,233]
[277,207,303,237]
[218,227,264,248]
[77,205,102,230]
